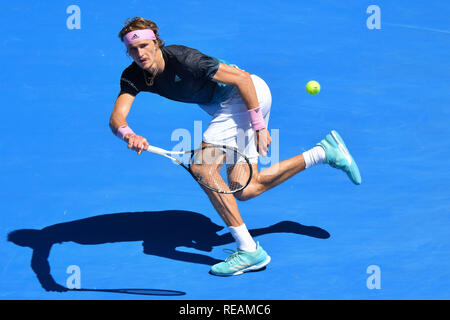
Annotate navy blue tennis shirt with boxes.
[120,45,236,114]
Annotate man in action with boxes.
[109,17,361,276]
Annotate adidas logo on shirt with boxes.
[174,75,182,82]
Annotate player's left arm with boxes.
[212,63,259,111]
[212,63,271,156]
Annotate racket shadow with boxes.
[69,288,186,296]
[7,210,329,294]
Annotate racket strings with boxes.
[191,146,251,193]
[192,147,229,191]
[227,164,249,191]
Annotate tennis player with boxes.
[109,17,361,276]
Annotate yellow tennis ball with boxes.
[306,80,321,95]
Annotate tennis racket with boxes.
[145,143,253,194]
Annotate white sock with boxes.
[303,146,326,169]
[229,224,257,252]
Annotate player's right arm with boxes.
[110,93,149,155]
[110,92,134,131]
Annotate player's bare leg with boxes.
[190,143,244,227]
[231,154,308,201]
[199,184,244,228]
[197,174,271,276]
[190,142,261,262]
[230,130,362,201]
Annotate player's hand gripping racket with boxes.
[145,143,253,194]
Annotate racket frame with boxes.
[145,143,253,194]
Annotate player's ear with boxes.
[153,40,160,51]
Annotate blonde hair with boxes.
[118,17,164,48]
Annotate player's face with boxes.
[127,40,158,71]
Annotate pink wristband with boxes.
[116,125,134,141]
[248,107,266,131]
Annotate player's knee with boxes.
[234,190,250,201]
[191,163,217,180]
[234,183,261,201]
[190,163,206,176]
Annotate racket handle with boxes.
[146,145,169,156]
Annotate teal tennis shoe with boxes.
[210,242,271,276]
[317,130,362,185]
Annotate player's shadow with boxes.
[7,210,329,294]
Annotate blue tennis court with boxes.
[1,0,449,300]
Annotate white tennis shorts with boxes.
[202,75,272,164]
